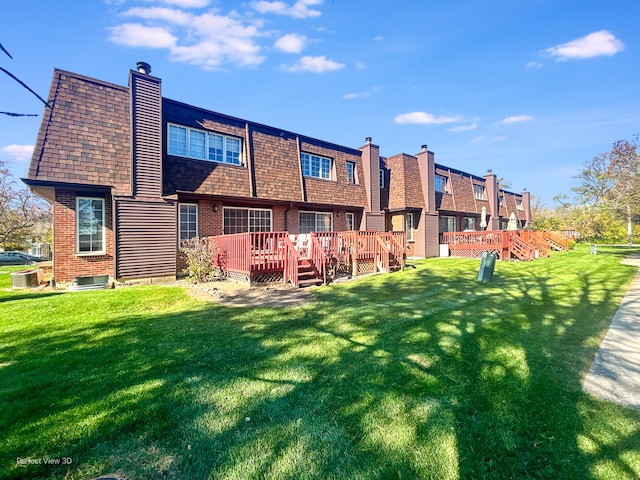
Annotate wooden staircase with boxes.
[297,259,324,287]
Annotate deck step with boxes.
[298,277,323,287]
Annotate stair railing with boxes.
[283,235,299,288]
[309,233,328,285]
[375,235,391,273]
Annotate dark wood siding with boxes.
[116,199,176,279]
[131,73,162,197]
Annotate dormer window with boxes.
[301,152,332,180]
[168,124,242,165]
[473,184,485,200]
[435,174,448,193]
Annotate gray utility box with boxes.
[10,269,42,289]
[478,252,497,282]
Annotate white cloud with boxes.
[1,144,34,161]
[109,8,265,68]
[545,30,624,61]
[108,23,177,48]
[394,112,463,125]
[374,36,384,41]
[496,115,533,125]
[471,136,506,144]
[158,0,210,7]
[343,86,381,100]
[274,33,306,53]
[448,122,477,132]
[283,55,344,73]
[252,0,322,18]
[526,61,543,69]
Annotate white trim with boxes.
[299,210,333,233]
[300,152,333,180]
[76,197,106,255]
[222,206,272,234]
[178,203,198,249]
[345,212,355,231]
[406,212,414,242]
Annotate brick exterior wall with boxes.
[28,70,132,196]
[53,190,115,283]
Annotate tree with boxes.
[573,136,640,245]
[0,159,51,250]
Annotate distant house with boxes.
[24,63,531,286]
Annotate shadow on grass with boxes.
[0,290,63,303]
[1,249,640,479]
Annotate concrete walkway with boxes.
[583,256,640,410]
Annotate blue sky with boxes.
[1,0,638,206]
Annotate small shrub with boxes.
[181,237,218,283]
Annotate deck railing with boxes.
[209,231,289,275]
[541,230,569,251]
[520,230,550,258]
[209,230,406,283]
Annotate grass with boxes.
[1,245,640,479]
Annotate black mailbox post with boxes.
[478,252,496,282]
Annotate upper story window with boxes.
[435,174,448,193]
[77,197,105,255]
[499,195,504,207]
[516,198,524,210]
[346,161,356,184]
[301,152,332,180]
[473,184,485,200]
[168,124,242,166]
[380,169,385,188]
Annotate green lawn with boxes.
[1,245,640,479]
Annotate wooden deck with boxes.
[208,230,406,287]
[443,230,569,261]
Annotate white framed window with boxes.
[299,211,333,234]
[516,198,524,210]
[345,212,355,231]
[168,123,242,166]
[346,161,356,184]
[76,197,105,255]
[473,184,485,200]
[462,217,476,231]
[440,215,456,232]
[435,174,448,193]
[223,207,272,234]
[179,203,198,247]
[301,152,332,180]
[406,212,414,242]
[380,169,385,188]
[500,220,509,230]
[499,195,504,207]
